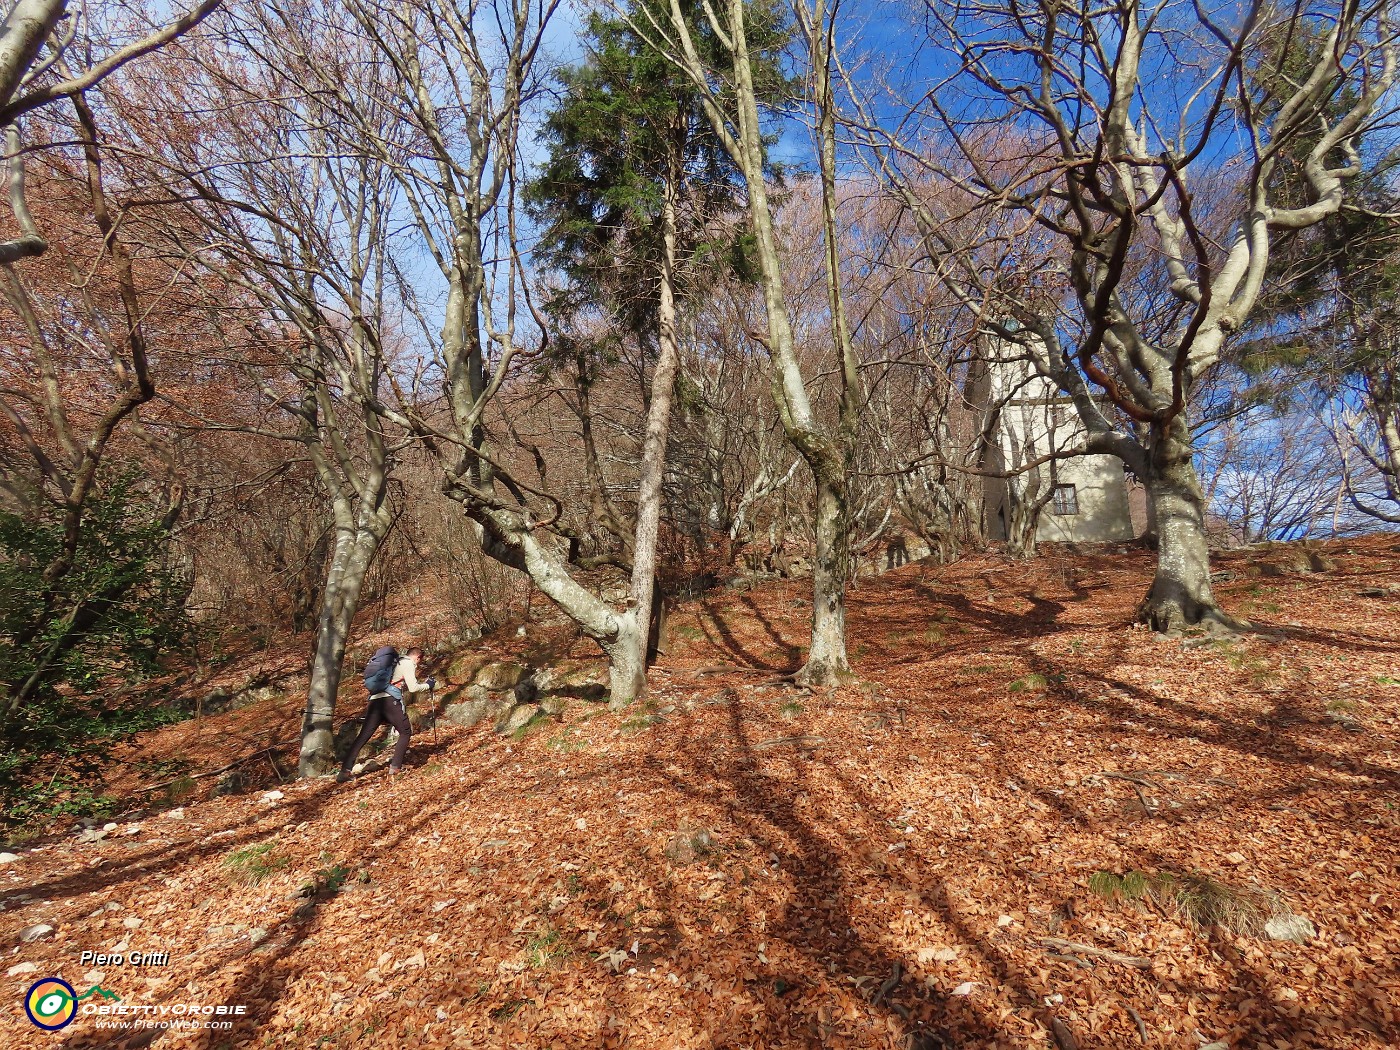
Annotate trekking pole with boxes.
[430,681,438,747]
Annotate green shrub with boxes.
[0,472,195,829]
[302,853,353,897]
[1,774,118,832]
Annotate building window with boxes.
[1052,483,1079,515]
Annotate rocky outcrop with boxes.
[531,659,607,700]
[438,653,607,734]
[475,661,529,691]
[196,677,292,716]
[443,691,513,730]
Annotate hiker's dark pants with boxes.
[341,690,410,773]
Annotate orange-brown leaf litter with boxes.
[3,538,1397,1049]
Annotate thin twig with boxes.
[134,746,280,794]
[1126,1005,1149,1045]
[1039,937,1153,969]
[267,750,288,784]
[872,960,902,1006]
[1048,1015,1080,1050]
[754,735,828,750]
[1102,773,1162,814]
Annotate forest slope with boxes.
[2,538,1398,1049]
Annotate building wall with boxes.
[981,340,1138,544]
[1036,453,1137,542]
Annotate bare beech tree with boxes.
[671,286,800,558]
[299,0,712,706]
[0,0,223,264]
[0,0,225,715]
[124,7,421,774]
[1331,353,1400,523]
[853,0,1397,631]
[0,91,200,709]
[628,0,871,685]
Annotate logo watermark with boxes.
[23,977,243,1034]
[24,978,78,1031]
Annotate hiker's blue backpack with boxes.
[363,645,399,694]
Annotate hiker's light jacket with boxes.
[391,656,429,696]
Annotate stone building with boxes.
[976,339,1137,546]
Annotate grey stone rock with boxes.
[212,770,246,797]
[19,923,54,942]
[497,703,542,734]
[234,684,283,710]
[539,695,566,717]
[1307,551,1337,573]
[533,660,607,700]
[445,652,491,686]
[441,627,482,649]
[452,684,498,704]
[784,557,813,579]
[444,700,490,729]
[0,852,17,864]
[1264,914,1316,943]
[475,661,528,691]
[664,829,714,865]
[201,686,234,714]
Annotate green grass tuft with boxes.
[546,730,588,753]
[1008,673,1049,693]
[621,712,661,734]
[222,841,289,884]
[525,926,573,969]
[1090,868,1289,936]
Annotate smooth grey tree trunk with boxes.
[681,0,856,687]
[0,0,66,110]
[800,0,857,686]
[297,512,389,776]
[603,614,647,710]
[611,187,683,708]
[803,475,850,685]
[1138,416,1227,633]
[1005,491,1040,560]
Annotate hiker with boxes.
[337,646,435,782]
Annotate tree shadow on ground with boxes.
[695,592,804,672]
[618,693,1080,1048]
